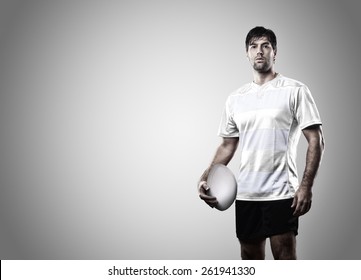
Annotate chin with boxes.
[254,67,271,73]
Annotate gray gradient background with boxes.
[0,0,360,260]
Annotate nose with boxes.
[257,46,263,55]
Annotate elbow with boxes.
[311,125,325,154]
[320,133,325,154]
[317,134,325,165]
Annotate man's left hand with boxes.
[291,186,312,216]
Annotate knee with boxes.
[273,247,296,260]
[241,248,265,260]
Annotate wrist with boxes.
[299,183,313,191]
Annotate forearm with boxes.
[199,138,239,182]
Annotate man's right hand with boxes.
[198,180,218,208]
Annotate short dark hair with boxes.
[245,26,277,51]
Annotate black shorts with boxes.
[235,198,298,241]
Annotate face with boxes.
[246,36,276,73]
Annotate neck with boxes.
[253,69,277,85]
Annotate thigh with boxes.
[263,198,299,238]
[270,231,296,260]
[235,200,263,240]
[239,237,266,260]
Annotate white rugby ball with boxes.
[207,164,237,211]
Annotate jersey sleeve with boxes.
[217,96,239,137]
[292,85,322,129]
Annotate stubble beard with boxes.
[253,60,272,73]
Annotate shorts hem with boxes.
[236,229,298,241]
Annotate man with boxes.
[198,26,325,260]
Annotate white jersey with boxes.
[218,74,322,201]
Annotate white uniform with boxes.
[218,74,322,201]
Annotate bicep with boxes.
[302,125,324,147]
[221,137,239,152]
